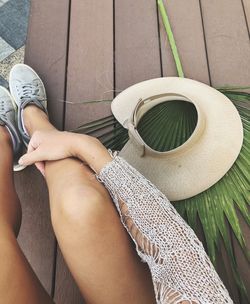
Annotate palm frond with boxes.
[73,90,250,300]
[157,0,184,78]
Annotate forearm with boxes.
[18,130,113,172]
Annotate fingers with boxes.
[19,149,45,166]
[19,132,44,166]
[18,130,77,168]
[19,139,45,176]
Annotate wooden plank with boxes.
[16,168,55,293]
[242,0,250,37]
[200,0,250,301]
[16,0,70,294]
[159,0,210,84]
[115,0,161,91]
[54,250,84,303]
[200,0,250,87]
[54,1,113,302]
[64,0,114,131]
[24,0,70,130]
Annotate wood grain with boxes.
[54,249,84,303]
[64,0,113,131]
[200,0,250,87]
[115,0,161,91]
[16,167,55,293]
[159,0,210,84]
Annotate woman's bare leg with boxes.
[23,105,156,304]
[0,126,54,304]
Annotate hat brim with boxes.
[112,77,243,201]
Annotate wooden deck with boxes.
[15,0,250,303]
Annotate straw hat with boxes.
[111,77,243,201]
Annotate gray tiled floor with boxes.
[0,0,30,87]
[0,0,8,8]
[0,0,30,49]
[0,36,14,61]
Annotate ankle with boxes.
[23,105,55,136]
[23,104,48,123]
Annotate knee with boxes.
[51,184,110,233]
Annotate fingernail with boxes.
[18,158,24,165]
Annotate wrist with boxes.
[73,133,112,174]
[67,132,83,156]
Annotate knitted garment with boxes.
[96,151,233,304]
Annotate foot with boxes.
[0,86,24,171]
[9,64,48,146]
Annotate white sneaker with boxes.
[9,64,48,146]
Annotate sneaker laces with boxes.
[19,80,45,102]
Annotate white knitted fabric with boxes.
[96,151,234,304]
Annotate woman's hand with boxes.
[18,130,112,176]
